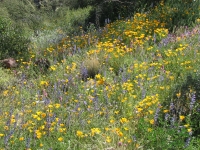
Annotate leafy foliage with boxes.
[160,74,200,137]
[0,17,30,60]
[0,0,42,31]
[149,0,200,31]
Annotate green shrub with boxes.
[0,17,30,60]
[149,0,200,31]
[1,0,42,31]
[56,6,92,33]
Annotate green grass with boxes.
[0,0,200,149]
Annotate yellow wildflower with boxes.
[50,66,56,71]
[55,103,61,108]
[179,115,185,121]
[106,136,111,143]
[19,137,24,141]
[163,109,169,113]
[184,124,190,128]
[120,118,128,123]
[187,128,192,133]
[58,137,63,142]
[3,90,9,96]
[76,130,84,138]
[148,128,152,132]
[95,74,101,79]
[149,119,154,125]
[91,128,101,136]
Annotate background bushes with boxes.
[0,17,30,60]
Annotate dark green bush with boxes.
[149,0,200,31]
[0,17,30,60]
[0,0,42,31]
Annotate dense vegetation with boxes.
[0,0,199,149]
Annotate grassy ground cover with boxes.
[0,0,200,149]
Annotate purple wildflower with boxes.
[154,105,160,124]
[132,135,137,142]
[165,113,170,121]
[4,135,9,147]
[184,137,191,148]
[170,116,175,127]
[153,33,156,43]
[80,65,88,81]
[190,93,196,110]
[170,102,175,114]
[26,137,31,149]
[78,47,81,53]
[72,44,77,54]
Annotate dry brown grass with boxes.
[82,56,101,80]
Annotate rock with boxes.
[0,58,18,68]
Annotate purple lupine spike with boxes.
[78,47,81,53]
[170,116,175,127]
[80,64,88,81]
[105,19,108,25]
[165,113,170,121]
[6,119,11,128]
[121,70,127,83]
[104,89,109,105]
[54,82,57,92]
[153,33,156,43]
[67,76,72,84]
[4,135,9,147]
[44,98,50,106]
[159,75,164,82]
[188,130,193,136]
[26,137,31,149]
[184,137,191,148]
[21,73,26,81]
[75,103,80,112]
[66,115,71,128]
[132,135,137,142]
[107,18,110,24]
[190,93,196,110]
[83,101,87,105]
[8,130,15,138]
[170,102,175,113]
[73,44,77,54]
[52,114,56,121]
[118,14,121,20]
[141,88,146,99]
[154,105,160,124]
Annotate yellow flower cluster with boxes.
[136,94,159,117]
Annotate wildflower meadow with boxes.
[0,0,199,149]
